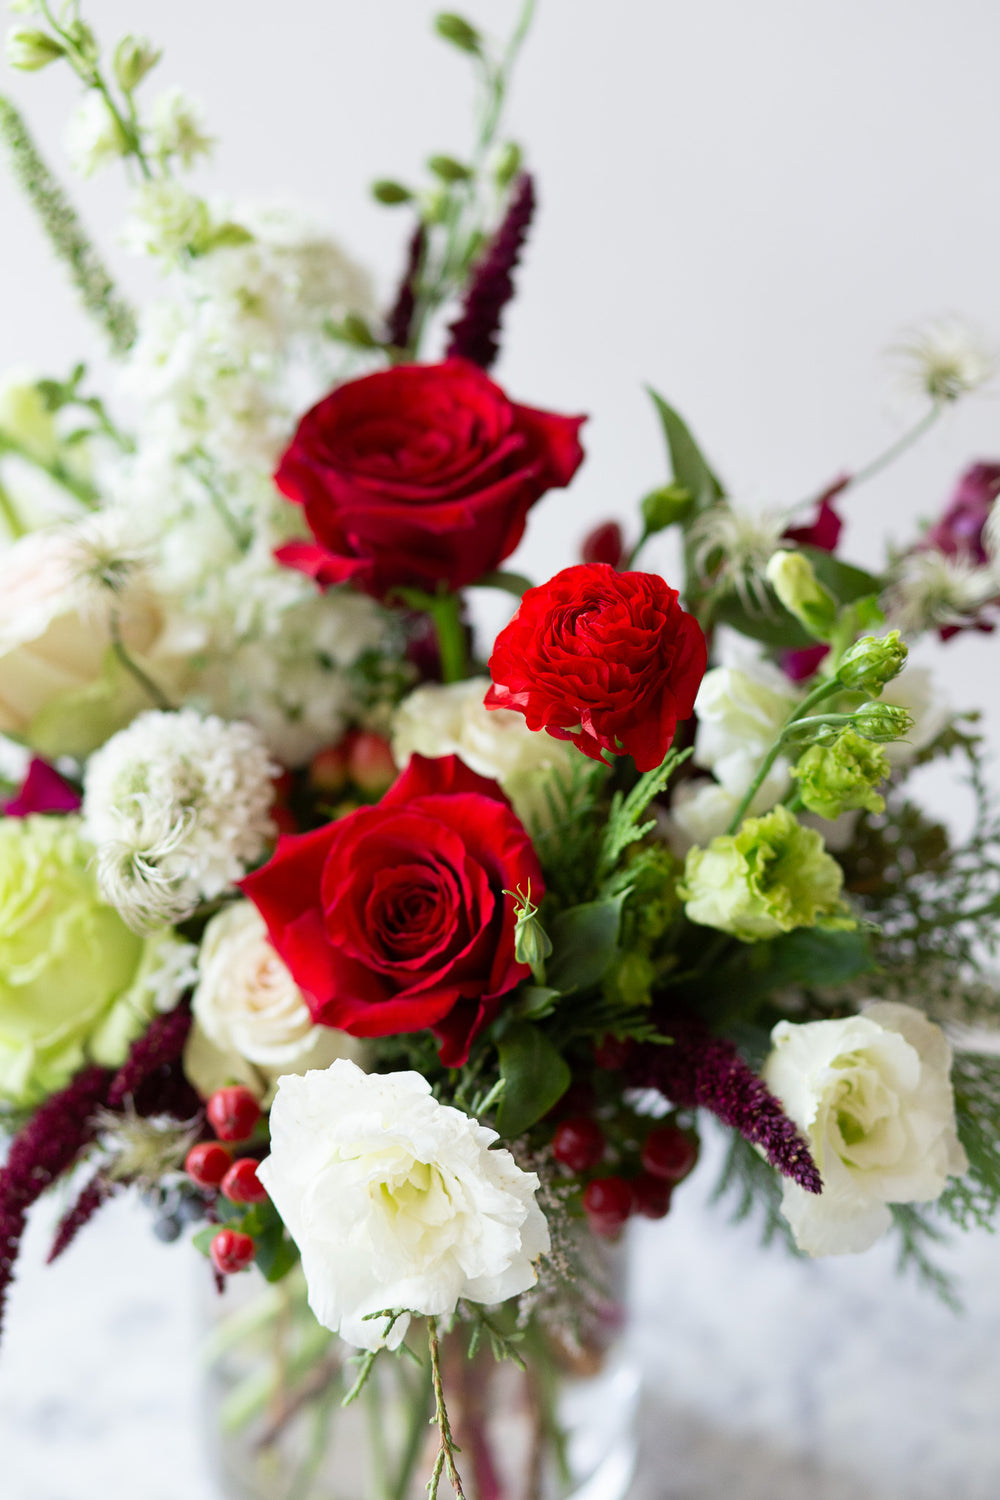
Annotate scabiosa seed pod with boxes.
[445,171,536,370]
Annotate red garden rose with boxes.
[274,358,585,598]
[485,563,707,772]
[240,753,542,1067]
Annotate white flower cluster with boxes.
[82,708,277,930]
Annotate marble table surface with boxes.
[1,1127,997,1500]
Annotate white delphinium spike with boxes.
[688,502,787,611]
[893,316,995,404]
[884,549,998,636]
[83,708,277,931]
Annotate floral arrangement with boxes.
[1,3,999,1496]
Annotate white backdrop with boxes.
[2,4,999,1496]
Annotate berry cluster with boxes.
[271,730,398,835]
[184,1086,267,1277]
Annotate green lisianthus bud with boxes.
[6,26,64,69]
[0,816,182,1107]
[507,884,552,983]
[641,483,692,534]
[428,154,472,184]
[766,550,838,641]
[792,728,890,820]
[851,701,915,744]
[678,803,851,943]
[433,12,482,52]
[371,179,413,205]
[494,141,522,188]
[112,35,161,92]
[63,18,98,63]
[837,630,908,694]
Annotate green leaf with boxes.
[469,569,534,597]
[713,592,813,649]
[512,984,561,1020]
[764,926,876,989]
[546,892,628,994]
[647,388,724,515]
[191,1225,217,1258]
[496,1022,570,1137]
[254,1221,300,1283]
[804,548,883,604]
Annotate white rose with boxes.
[693,662,799,803]
[259,1060,550,1351]
[762,1002,968,1256]
[184,902,363,1100]
[392,677,582,829]
[0,521,170,756]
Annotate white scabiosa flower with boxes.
[688,503,788,611]
[893,316,995,403]
[884,549,997,636]
[184,901,364,1101]
[64,93,128,177]
[391,676,583,830]
[763,1002,968,1256]
[82,708,277,930]
[259,1060,551,1352]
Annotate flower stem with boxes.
[0,476,26,539]
[0,432,99,509]
[788,401,944,519]
[109,609,173,711]
[428,593,469,684]
[724,677,843,834]
[427,1318,466,1500]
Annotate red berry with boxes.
[631,1172,673,1219]
[184,1141,232,1189]
[348,731,397,796]
[641,1125,699,1182]
[271,805,299,836]
[582,1176,633,1239]
[309,742,350,795]
[210,1229,256,1275]
[581,520,626,569]
[552,1116,606,1173]
[206,1087,261,1143]
[221,1158,269,1206]
[593,1034,633,1071]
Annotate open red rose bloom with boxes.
[486,562,707,772]
[274,358,585,597]
[241,754,542,1066]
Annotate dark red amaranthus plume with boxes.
[629,1008,823,1194]
[107,1003,193,1110]
[384,222,427,353]
[445,171,536,370]
[47,1171,117,1265]
[0,1064,111,1334]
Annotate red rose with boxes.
[274,359,585,598]
[485,563,706,772]
[241,754,542,1066]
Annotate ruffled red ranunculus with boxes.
[241,754,542,1067]
[274,359,585,598]
[485,563,707,772]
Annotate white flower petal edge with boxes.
[763,1001,968,1256]
[258,1060,550,1351]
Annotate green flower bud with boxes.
[371,179,413,206]
[507,885,552,983]
[678,803,851,943]
[433,12,482,52]
[63,18,98,64]
[851,702,915,744]
[641,483,693,534]
[766,550,839,641]
[421,186,452,225]
[603,950,655,1009]
[836,630,908,694]
[334,312,379,349]
[428,153,473,184]
[6,26,64,69]
[493,141,522,188]
[791,728,890,821]
[112,35,161,92]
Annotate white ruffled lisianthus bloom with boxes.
[391,676,583,829]
[763,1001,968,1256]
[82,708,276,930]
[692,659,799,797]
[259,1061,551,1352]
[184,902,364,1101]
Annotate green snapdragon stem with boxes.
[724,676,843,835]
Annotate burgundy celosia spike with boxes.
[384,223,427,352]
[0,1064,111,1334]
[445,172,536,370]
[629,1009,822,1194]
[107,1004,193,1110]
[47,1171,116,1265]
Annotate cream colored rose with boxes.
[0,521,169,757]
[763,1002,968,1256]
[391,676,583,829]
[184,901,364,1101]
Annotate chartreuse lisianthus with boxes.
[679,802,851,942]
[791,728,890,821]
[0,815,184,1107]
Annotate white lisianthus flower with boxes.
[763,1002,968,1256]
[184,902,364,1101]
[82,708,277,930]
[392,677,582,829]
[692,660,799,803]
[122,180,211,260]
[259,1061,550,1352]
[65,93,128,177]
